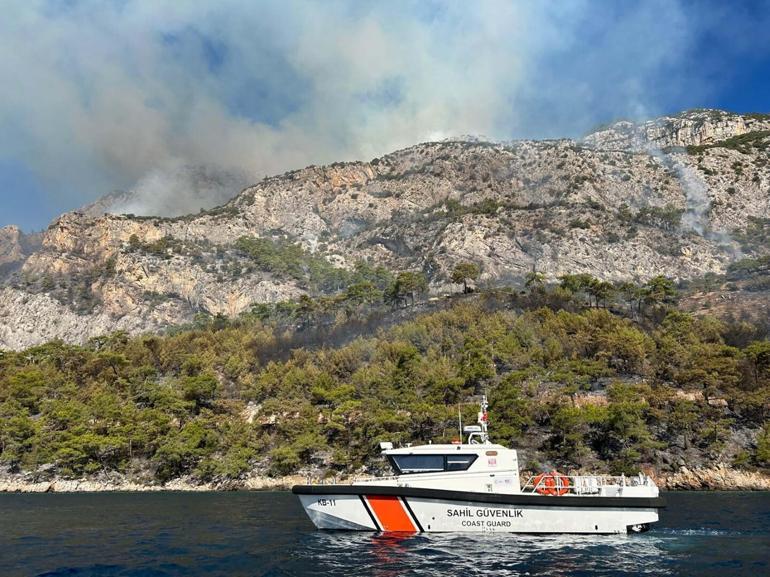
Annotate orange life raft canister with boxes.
[533,471,570,496]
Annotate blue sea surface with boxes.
[0,491,767,577]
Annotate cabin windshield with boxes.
[388,454,477,474]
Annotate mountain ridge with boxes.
[1,108,769,350]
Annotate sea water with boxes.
[0,491,767,577]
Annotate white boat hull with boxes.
[294,486,662,534]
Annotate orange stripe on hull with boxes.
[365,496,416,532]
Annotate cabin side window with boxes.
[446,454,477,471]
[388,454,478,474]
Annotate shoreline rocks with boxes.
[0,474,311,493]
[2,466,769,493]
[656,464,770,491]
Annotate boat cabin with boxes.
[370,442,522,494]
[353,396,522,493]
[382,442,517,475]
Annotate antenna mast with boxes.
[458,403,463,443]
[478,394,489,444]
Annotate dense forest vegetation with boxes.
[1,268,769,485]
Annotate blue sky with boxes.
[1,0,769,230]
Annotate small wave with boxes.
[36,565,184,577]
[657,528,739,536]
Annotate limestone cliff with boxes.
[1,109,769,349]
[583,109,770,150]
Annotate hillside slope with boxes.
[1,289,768,489]
[1,109,769,349]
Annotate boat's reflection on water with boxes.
[298,531,675,577]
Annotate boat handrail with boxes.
[520,473,651,495]
[353,474,398,483]
[300,474,391,486]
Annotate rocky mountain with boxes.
[0,226,41,277]
[1,109,769,350]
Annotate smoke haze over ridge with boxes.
[1,0,770,228]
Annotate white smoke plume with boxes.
[674,160,711,236]
[111,164,253,217]
[668,154,738,253]
[0,0,767,225]
[597,118,740,252]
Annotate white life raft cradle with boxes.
[293,396,664,534]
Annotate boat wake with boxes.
[656,527,741,537]
[296,531,676,577]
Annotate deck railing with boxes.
[520,473,652,495]
[306,472,654,493]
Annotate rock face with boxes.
[584,109,770,151]
[1,109,769,350]
[0,226,24,271]
[0,225,40,277]
[658,465,770,491]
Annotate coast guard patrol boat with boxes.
[293,396,665,534]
